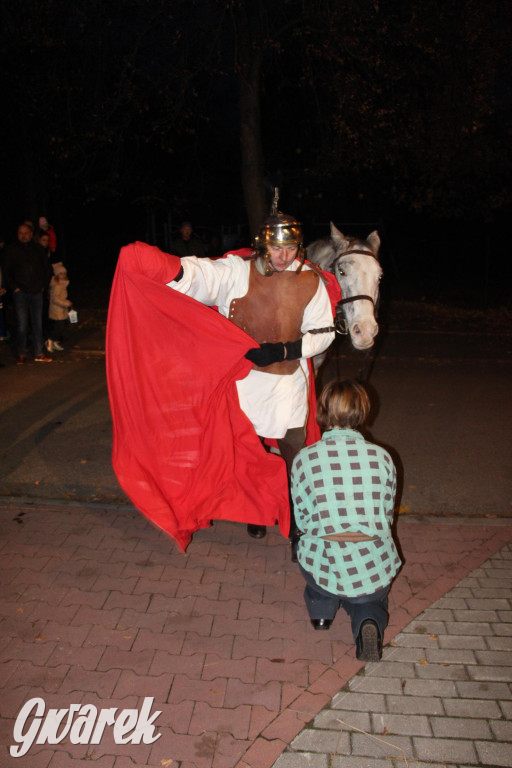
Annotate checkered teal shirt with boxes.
[291,428,401,597]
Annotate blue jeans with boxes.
[299,563,390,642]
[13,290,44,357]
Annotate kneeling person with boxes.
[291,380,401,661]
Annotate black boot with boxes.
[290,533,300,562]
[289,525,301,563]
[247,524,267,539]
[356,619,382,662]
[311,618,333,630]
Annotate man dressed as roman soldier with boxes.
[106,191,335,555]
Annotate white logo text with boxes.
[11,696,162,757]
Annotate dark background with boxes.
[1,0,511,310]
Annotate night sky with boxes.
[1,0,511,306]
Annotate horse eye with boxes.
[337,267,345,276]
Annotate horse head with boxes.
[307,222,382,351]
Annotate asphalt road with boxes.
[1,320,511,518]
[321,327,512,517]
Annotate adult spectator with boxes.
[37,230,54,337]
[3,222,52,363]
[38,216,57,256]
[170,221,206,258]
[0,234,8,342]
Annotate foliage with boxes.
[1,0,510,227]
[1,0,232,216]
[291,0,512,218]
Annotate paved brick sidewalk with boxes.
[273,541,512,768]
[0,500,511,768]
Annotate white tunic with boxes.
[168,254,335,438]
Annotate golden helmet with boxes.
[255,212,303,249]
[253,188,305,275]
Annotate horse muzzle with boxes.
[349,320,379,350]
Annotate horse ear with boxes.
[367,230,381,255]
[330,222,350,250]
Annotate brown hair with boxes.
[316,379,370,430]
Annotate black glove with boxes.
[245,342,285,367]
[284,339,302,360]
[245,340,303,367]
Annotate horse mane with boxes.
[307,227,380,273]
[306,233,354,271]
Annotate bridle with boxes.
[308,242,382,385]
[333,247,381,334]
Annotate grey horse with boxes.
[307,222,382,352]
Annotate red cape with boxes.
[106,243,339,552]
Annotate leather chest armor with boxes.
[229,260,319,374]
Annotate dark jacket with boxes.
[3,241,51,294]
[170,235,206,258]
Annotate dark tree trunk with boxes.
[239,60,267,239]
[232,2,267,240]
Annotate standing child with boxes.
[291,379,401,661]
[46,263,72,352]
